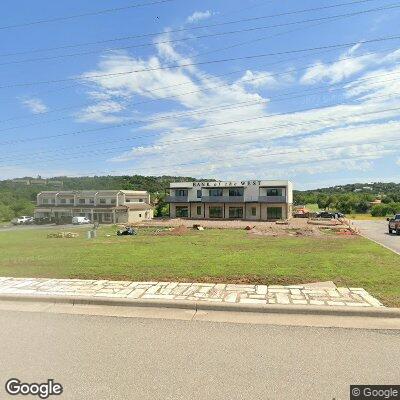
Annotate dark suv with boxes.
[317,211,345,219]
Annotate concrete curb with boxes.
[1,293,399,318]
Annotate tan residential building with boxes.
[34,190,153,223]
[166,180,293,221]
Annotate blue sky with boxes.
[0,0,400,189]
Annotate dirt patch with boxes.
[136,218,359,239]
[152,225,192,236]
[247,225,319,237]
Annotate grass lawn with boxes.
[305,203,321,212]
[0,226,399,306]
[349,214,388,220]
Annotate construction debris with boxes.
[193,224,205,230]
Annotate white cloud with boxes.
[186,10,213,24]
[76,35,400,179]
[21,97,48,114]
[397,158,400,166]
[76,100,126,123]
[300,47,400,86]
[237,70,278,89]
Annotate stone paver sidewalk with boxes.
[0,277,383,308]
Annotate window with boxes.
[209,206,223,218]
[175,189,188,197]
[229,207,243,219]
[69,199,74,204]
[60,199,66,204]
[229,188,243,197]
[99,198,106,204]
[111,199,116,204]
[42,198,48,204]
[51,199,55,204]
[79,198,85,204]
[209,188,223,197]
[139,198,143,202]
[139,214,142,218]
[89,198,95,204]
[266,188,283,196]
[175,206,188,217]
[197,190,202,198]
[251,207,257,216]
[125,199,130,202]
[103,213,112,222]
[196,205,202,215]
[267,207,283,220]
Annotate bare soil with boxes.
[138,217,356,238]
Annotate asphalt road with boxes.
[0,309,399,400]
[352,220,400,255]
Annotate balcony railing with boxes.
[258,195,287,203]
[201,196,244,203]
[165,195,189,202]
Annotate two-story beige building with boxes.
[34,190,153,223]
[166,180,293,221]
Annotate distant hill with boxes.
[0,176,399,220]
[0,175,211,220]
[297,182,400,195]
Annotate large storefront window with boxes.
[229,207,243,218]
[228,188,243,197]
[209,188,223,197]
[176,206,188,217]
[266,188,283,196]
[175,189,188,197]
[267,207,283,220]
[209,206,223,218]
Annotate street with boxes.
[352,220,400,255]
[0,309,399,400]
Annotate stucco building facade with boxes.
[166,180,293,221]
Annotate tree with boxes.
[0,204,14,221]
[371,204,392,217]
[355,201,369,213]
[317,195,330,210]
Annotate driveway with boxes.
[352,220,400,255]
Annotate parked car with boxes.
[55,216,73,225]
[72,216,91,225]
[11,216,34,225]
[34,217,52,225]
[316,211,345,219]
[387,214,400,234]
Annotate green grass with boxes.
[0,226,399,306]
[349,213,388,220]
[305,203,321,212]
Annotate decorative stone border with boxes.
[0,277,383,308]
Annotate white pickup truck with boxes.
[388,214,400,234]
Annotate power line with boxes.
[0,3,396,67]
[8,136,400,174]
[5,41,388,123]
[1,49,398,129]
[1,105,399,165]
[1,69,399,137]
[0,0,380,54]
[1,33,400,89]
[0,0,179,31]
[0,91,398,148]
